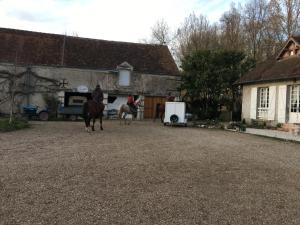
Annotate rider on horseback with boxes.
[127,94,137,114]
[83,84,105,131]
[92,84,104,104]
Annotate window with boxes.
[118,70,130,86]
[258,87,269,119]
[290,85,300,113]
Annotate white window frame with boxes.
[118,70,131,87]
[257,87,269,119]
[290,85,300,113]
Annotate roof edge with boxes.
[235,75,300,85]
[276,36,300,60]
[0,27,167,48]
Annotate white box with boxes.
[164,102,187,125]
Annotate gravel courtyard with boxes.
[1,121,300,225]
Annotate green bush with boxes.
[0,118,30,132]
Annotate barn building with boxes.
[0,28,180,118]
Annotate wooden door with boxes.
[144,96,166,119]
[289,85,300,123]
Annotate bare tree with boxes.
[242,0,269,60]
[278,0,300,36]
[269,0,300,39]
[141,0,300,65]
[176,13,220,58]
[150,19,172,45]
[220,3,244,51]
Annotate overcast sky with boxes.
[0,0,246,42]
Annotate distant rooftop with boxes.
[237,35,300,84]
[0,28,180,76]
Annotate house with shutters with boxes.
[0,28,180,118]
[236,36,300,126]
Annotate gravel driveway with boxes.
[1,121,300,225]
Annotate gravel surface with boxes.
[1,121,300,225]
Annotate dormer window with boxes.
[119,70,131,86]
[277,38,300,60]
[117,61,133,87]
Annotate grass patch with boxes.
[0,118,30,132]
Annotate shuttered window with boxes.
[118,70,130,86]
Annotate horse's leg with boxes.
[100,115,103,130]
[129,114,133,125]
[159,108,165,123]
[85,117,91,132]
[83,103,90,132]
[153,107,158,122]
[123,112,127,125]
[92,117,96,131]
[84,117,88,131]
[160,111,164,123]
[118,109,123,125]
[126,114,130,125]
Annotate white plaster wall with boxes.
[242,85,252,123]
[242,80,300,123]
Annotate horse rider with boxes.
[127,94,137,113]
[92,84,104,104]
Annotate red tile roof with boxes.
[0,28,180,76]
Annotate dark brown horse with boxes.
[83,100,105,132]
[154,97,175,123]
[154,104,165,123]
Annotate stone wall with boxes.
[0,63,180,114]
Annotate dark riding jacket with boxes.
[92,88,104,103]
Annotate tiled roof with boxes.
[292,36,300,44]
[236,56,300,84]
[0,28,180,76]
[237,36,300,84]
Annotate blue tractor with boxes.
[22,105,49,121]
